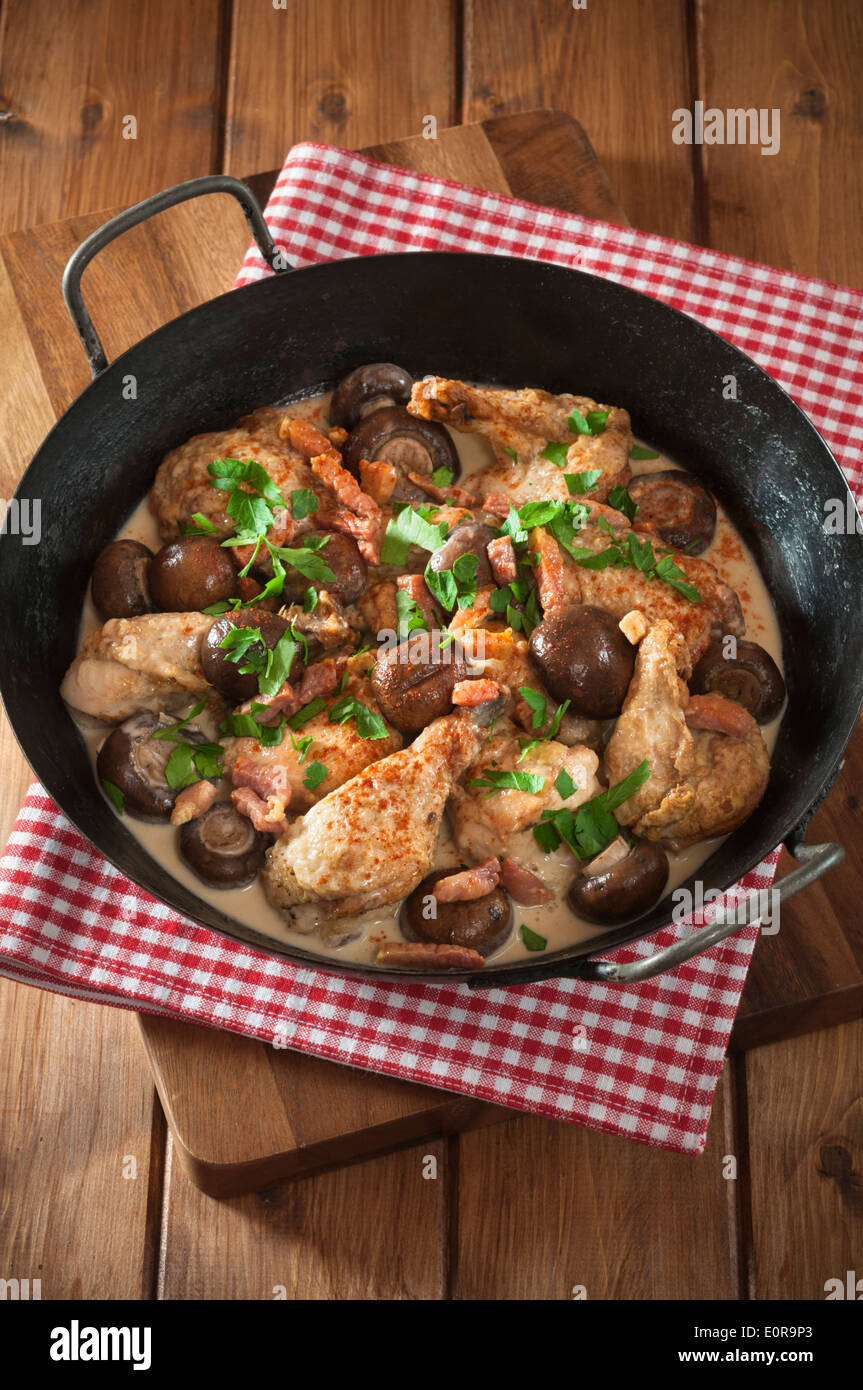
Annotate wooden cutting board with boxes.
[2,110,861,1196]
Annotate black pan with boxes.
[0,175,858,989]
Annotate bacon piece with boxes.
[311,451,381,522]
[433,856,501,902]
[486,534,518,587]
[170,779,219,827]
[406,472,477,508]
[482,492,515,520]
[328,426,349,448]
[685,693,755,739]
[360,458,399,506]
[288,417,337,463]
[532,527,565,613]
[230,785,290,836]
[396,573,439,629]
[452,677,501,706]
[375,941,485,971]
[498,857,553,905]
[315,507,384,565]
[235,659,338,723]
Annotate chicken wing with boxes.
[408,377,632,504]
[451,721,601,861]
[149,423,323,540]
[263,714,480,916]
[604,619,696,831]
[646,723,770,852]
[60,613,213,723]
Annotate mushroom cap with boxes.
[179,803,270,888]
[567,838,669,925]
[401,869,512,954]
[329,362,413,430]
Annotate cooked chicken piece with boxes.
[451,720,601,861]
[150,424,323,539]
[222,653,401,813]
[354,578,399,638]
[61,613,213,723]
[604,619,696,831]
[263,714,480,916]
[408,378,632,504]
[278,590,359,651]
[651,723,770,852]
[533,522,743,675]
[457,627,536,699]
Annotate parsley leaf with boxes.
[607,485,638,522]
[540,442,570,469]
[564,470,602,495]
[291,488,319,520]
[395,588,430,638]
[431,466,454,488]
[504,446,519,463]
[380,505,449,566]
[518,686,547,730]
[302,585,318,613]
[519,923,547,952]
[534,760,651,859]
[287,696,327,730]
[102,779,124,814]
[469,769,546,798]
[302,761,329,792]
[555,768,576,800]
[208,457,283,507]
[630,444,659,460]
[328,694,389,740]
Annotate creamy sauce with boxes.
[71,395,784,966]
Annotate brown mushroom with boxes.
[280,532,366,606]
[626,470,717,555]
[567,837,669,925]
[148,537,237,612]
[690,640,785,724]
[201,609,300,702]
[329,363,413,430]
[371,632,469,733]
[179,803,269,888]
[91,539,153,620]
[427,521,498,590]
[529,605,636,719]
[342,406,460,484]
[401,869,512,955]
[96,711,205,821]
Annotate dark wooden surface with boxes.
[0,0,861,1299]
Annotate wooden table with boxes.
[0,0,861,1301]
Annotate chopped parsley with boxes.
[630,444,659,460]
[540,442,570,469]
[468,768,546,798]
[565,469,602,495]
[424,552,478,613]
[534,760,650,859]
[302,761,329,792]
[431,465,454,488]
[102,779,124,814]
[568,407,608,436]
[504,446,519,464]
[291,488,319,520]
[519,924,547,952]
[328,694,389,741]
[302,585,318,613]
[395,588,430,638]
[380,504,449,566]
[607,485,638,523]
[287,696,327,730]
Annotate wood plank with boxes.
[463,0,693,240]
[0,981,160,1299]
[159,1135,448,1299]
[695,0,863,284]
[140,1015,497,1198]
[224,0,458,174]
[745,1020,863,1299]
[455,1068,739,1299]
[0,0,225,233]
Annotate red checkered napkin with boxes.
[2,145,861,1155]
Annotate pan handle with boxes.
[467,839,843,990]
[62,174,288,378]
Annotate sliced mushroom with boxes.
[690,640,785,724]
[91,540,153,620]
[201,609,298,702]
[330,363,413,430]
[371,632,469,733]
[179,802,270,888]
[427,521,497,590]
[529,604,636,719]
[96,711,204,821]
[148,537,237,612]
[626,470,717,555]
[567,838,669,925]
[401,869,512,955]
[342,406,460,486]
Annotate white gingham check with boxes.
[2,143,860,1154]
